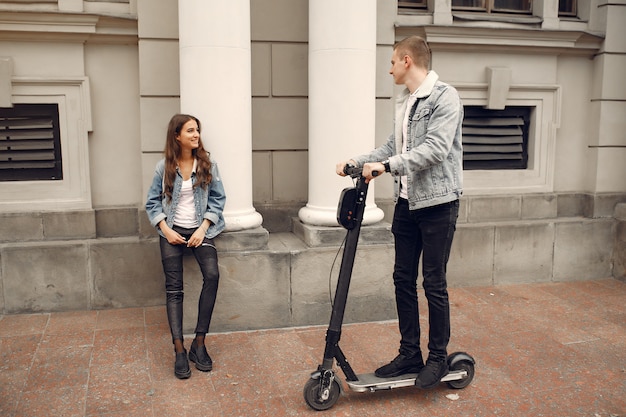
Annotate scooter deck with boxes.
[346,373,418,392]
[346,370,468,393]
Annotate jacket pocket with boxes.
[411,107,431,122]
[409,106,431,146]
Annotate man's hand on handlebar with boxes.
[362,162,384,183]
[335,160,385,183]
[336,160,356,177]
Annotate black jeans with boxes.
[160,226,220,343]
[391,198,459,362]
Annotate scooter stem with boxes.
[321,175,369,381]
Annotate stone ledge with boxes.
[615,203,626,221]
[0,210,96,243]
[0,216,619,326]
[95,207,138,238]
[292,219,392,247]
[215,227,269,251]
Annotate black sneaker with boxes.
[174,349,191,379]
[189,342,213,372]
[374,354,424,378]
[415,357,448,389]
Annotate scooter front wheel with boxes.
[303,377,341,411]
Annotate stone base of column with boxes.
[214,227,269,251]
[224,210,264,233]
[298,204,385,228]
[293,219,392,248]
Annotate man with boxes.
[336,35,463,389]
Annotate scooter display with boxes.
[303,165,475,411]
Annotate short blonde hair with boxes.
[394,35,431,70]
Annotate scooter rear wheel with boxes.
[446,359,475,389]
[303,377,341,411]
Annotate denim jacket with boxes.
[145,157,226,239]
[353,71,463,210]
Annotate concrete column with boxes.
[586,1,626,194]
[299,0,384,226]
[178,0,262,231]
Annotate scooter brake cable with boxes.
[328,230,348,308]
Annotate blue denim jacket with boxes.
[145,157,226,239]
[353,71,463,210]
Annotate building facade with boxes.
[0,0,624,332]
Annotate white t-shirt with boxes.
[400,91,419,199]
[173,178,198,228]
[173,161,199,228]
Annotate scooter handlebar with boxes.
[343,164,379,178]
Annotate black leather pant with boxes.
[160,226,220,343]
[391,198,459,361]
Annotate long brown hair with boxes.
[162,113,212,201]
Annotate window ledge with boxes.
[398,9,429,16]
[395,24,604,56]
[453,12,542,24]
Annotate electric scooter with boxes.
[303,165,475,411]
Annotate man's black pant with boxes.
[391,198,459,362]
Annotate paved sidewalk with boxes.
[1,278,625,416]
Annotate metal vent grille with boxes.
[0,104,62,181]
[462,106,530,170]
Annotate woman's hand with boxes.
[160,222,187,245]
[187,227,206,248]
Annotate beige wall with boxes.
[136,0,180,208]
[0,0,624,212]
[85,43,142,207]
[555,55,595,193]
[250,0,309,204]
[0,0,625,322]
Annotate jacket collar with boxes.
[393,71,440,155]
[397,70,440,102]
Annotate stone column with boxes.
[586,0,626,197]
[178,0,263,232]
[298,0,384,227]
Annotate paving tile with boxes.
[151,375,221,417]
[40,330,94,350]
[499,282,564,302]
[85,363,153,416]
[25,346,92,391]
[525,386,624,416]
[208,332,259,391]
[0,369,28,417]
[0,313,49,337]
[145,329,179,382]
[0,279,624,416]
[46,310,98,335]
[0,334,41,371]
[14,385,87,417]
[89,410,155,417]
[95,307,146,330]
[340,321,404,372]
[91,327,147,366]
[144,305,168,327]
[251,328,319,380]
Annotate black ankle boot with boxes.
[189,341,213,372]
[174,348,191,379]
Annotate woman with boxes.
[146,113,226,379]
